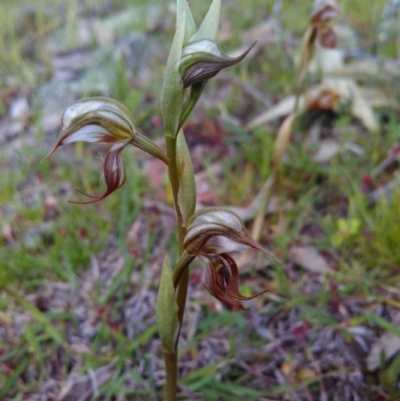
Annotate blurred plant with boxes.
[331,217,361,247]
[250,0,340,243]
[43,1,273,400]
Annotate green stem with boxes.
[173,251,195,288]
[175,268,189,345]
[166,135,184,242]
[178,82,206,132]
[163,132,192,401]
[166,133,189,315]
[164,352,178,401]
[132,133,168,165]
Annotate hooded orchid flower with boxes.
[43,97,167,204]
[183,207,277,309]
[179,39,256,88]
[310,0,340,48]
[164,0,257,133]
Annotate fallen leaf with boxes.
[2,224,15,246]
[281,360,295,376]
[348,80,378,132]
[313,140,340,163]
[246,95,302,129]
[297,367,316,381]
[367,312,400,371]
[273,113,296,169]
[290,246,333,274]
[368,180,399,205]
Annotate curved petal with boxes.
[204,254,269,310]
[205,256,244,310]
[70,142,128,204]
[220,253,269,302]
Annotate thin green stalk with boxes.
[178,82,207,132]
[164,352,178,401]
[175,268,189,337]
[251,174,275,240]
[166,135,185,247]
[168,260,189,401]
[164,132,192,401]
[173,251,195,288]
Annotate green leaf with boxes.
[160,6,186,138]
[127,324,158,353]
[191,0,221,42]
[176,129,196,225]
[3,287,63,344]
[156,257,180,353]
[177,0,196,45]
[365,312,400,337]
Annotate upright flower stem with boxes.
[164,351,178,401]
[164,133,192,401]
[166,136,184,243]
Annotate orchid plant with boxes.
[44,1,275,399]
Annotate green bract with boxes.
[156,258,180,353]
[160,7,186,139]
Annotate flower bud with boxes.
[179,39,256,88]
[44,97,136,159]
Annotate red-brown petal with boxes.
[310,1,339,25]
[318,25,337,49]
[306,87,341,110]
[221,254,269,302]
[205,259,244,309]
[69,142,128,204]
